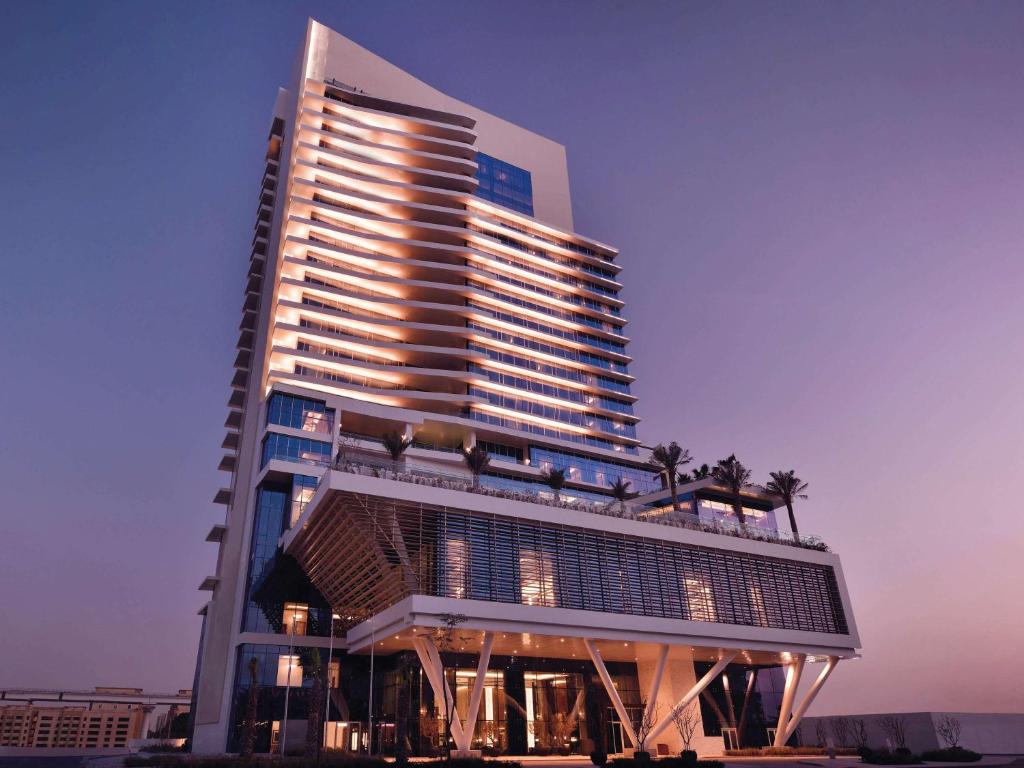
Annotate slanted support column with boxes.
[462,632,495,749]
[646,650,739,743]
[413,636,467,749]
[584,638,639,749]
[772,654,807,747]
[778,656,839,745]
[644,644,670,726]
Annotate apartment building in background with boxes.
[0,687,192,749]
[191,19,860,756]
[0,704,146,749]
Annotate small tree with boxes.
[815,719,829,747]
[634,699,660,758]
[879,714,909,750]
[608,476,634,515]
[936,715,962,748]
[830,716,852,747]
[433,613,469,761]
[460,445,491,490]
[542,467,567,502]
[671,700,700,754]
[382,430,413,471]
[300,648,325,759]
[239,657,260,757]
[851,718,869,749]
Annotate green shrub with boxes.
[920,747,983,763]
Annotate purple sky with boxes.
[2,1,1022,714]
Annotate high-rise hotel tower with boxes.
[191,20,859,756]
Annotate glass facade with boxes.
[474,152,534,215]
[697,664,786,747]
[529,446,660,495]
[266,392,334,434]
[261,432,332,467]
[241,482,330,635]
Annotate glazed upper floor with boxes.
[257,51,642,451]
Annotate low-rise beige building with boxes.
[0,703,146,749]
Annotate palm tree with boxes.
[649,442,692,512]
[712,455,753,528]
[764,470,809,542]
[678,463,711,485]
[240,657,260,757]
[608,476,634,515]
[460,445,491,489]
[299,649,325,759]
[382,430,412,471]
[542,467,567,502]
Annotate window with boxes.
[267,393,334,434]
[444,539,468,599]
[276,654,301,686]
[282,602,309,636]
[519,548,556,607]
[685,576,717,622]
[261,433,332,467]
[474,153,533,215]
[290,475,318,526]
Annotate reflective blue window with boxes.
[529,446,661,495]
[474,152,534,215]
[261,433,332,468]
[241,482,329,635]
[267,393,334,435]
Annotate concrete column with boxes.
[584,638,639,749]
[462,632,495,749]
[781,657,838,744]
[773,655,806,747]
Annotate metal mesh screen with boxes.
[292,491,849,635]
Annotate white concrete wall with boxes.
[800,712,1024,755]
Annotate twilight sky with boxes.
[2,0,1022,714]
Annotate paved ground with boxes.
[1,755,1019,768]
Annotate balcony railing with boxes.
[318,456,829,552]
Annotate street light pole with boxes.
[280,608,298,755]
[324,613,340,752]
[367,618,375,755]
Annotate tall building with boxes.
[191,20,859,756]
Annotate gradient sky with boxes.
[2,0,1022,714]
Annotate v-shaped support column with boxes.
[584,638,639,749]
[413,633,495,753]
[646,650,739,743]
[774,656,838,746]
